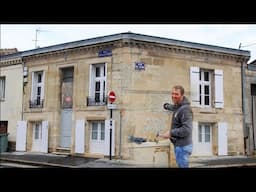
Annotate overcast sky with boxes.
[1,24,256,63]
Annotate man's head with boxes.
[171,85,184,105]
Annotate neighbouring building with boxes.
[0,33,250,167]
[244,59,256,156]
[0,52,23,151]
[0,48,18,56]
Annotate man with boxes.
[158,85,193,168]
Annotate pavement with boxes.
[1,151,256,168]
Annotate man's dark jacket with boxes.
[164,96,193,147]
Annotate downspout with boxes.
[119,110,122,159]
[241,59,247,155]
[21,61,25,121]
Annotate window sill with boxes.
[199,108,217,114]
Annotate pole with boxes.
[109,103,113,160]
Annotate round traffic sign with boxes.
[108,91,116,103]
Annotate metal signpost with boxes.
[108,91,116,160]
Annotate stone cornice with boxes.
[23,42,117,62]
[119,39,249,62]
[22,39,248,63]
[0,58,22,67]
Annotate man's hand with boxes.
[163,103,170,110]
[158,130,171,139]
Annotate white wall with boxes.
[0,64,23,141]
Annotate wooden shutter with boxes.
[41,121,49,153]
[75,120,85,154]
[16,121,27,151]
[190,67,200,107]
[191,121,198,156]
[89,64,95,98]
[218,122,228,155]
[214,69,224,108]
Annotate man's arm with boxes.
[157,130,171,139]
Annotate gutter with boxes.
[241,59,247,155]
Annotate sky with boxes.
[1,24,256,63]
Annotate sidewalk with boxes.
[1,151,256,168]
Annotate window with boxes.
[199,69,211,107]
[198,123,211,143]
[88,63,107,106]
[34,122,42,140]
[30,71,44,108]
[91,121,105,141]
[190,67,224,108]
[0,77,5,100]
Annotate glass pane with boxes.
[205,96,209,105]
[35,124,39,139]
[205,125,210,142]
[37,87,41,95]
[95,93,100,102]
[96,67,100,77]
[95,81,100,91]
[199,85,202,105]
[199,125,202,142]
[204,72,209,81]
[205,125,210,133]
[92,123,98,140]
[38,73,42,83]
[100,122,105,140]
[204,86,209,94]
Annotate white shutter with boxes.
[104,63,107,98]
[104,120,115,156]
[31,72,36,101]
[218,122,228,155]
[190,67,200,107]
[75,120,85,153]
[89,64,95,97]
[191,121,198,156]
[16,121,27,151]
[214,69,224,108]
[41,71,45,100]
[41,121,49,153]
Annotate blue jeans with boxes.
[174,144,193,168]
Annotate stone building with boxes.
[0,32,250,166]
[0,52,23,151]
[0,48,18,56]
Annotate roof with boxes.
[0,48,18,56]
[0,32,250,60]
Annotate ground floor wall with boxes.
[17,106,245,166]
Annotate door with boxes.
[59,67,73,148]
[89,121,106,154]
[32,121,49,153]
[192,122,212,156]
[32,122,42,152]
[198,124,212,156]
[60,109,72,148]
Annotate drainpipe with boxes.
[241,59,247,155]
[21,61,28,121]
[119,110,122,159]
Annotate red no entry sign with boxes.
[108,91,116,103]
